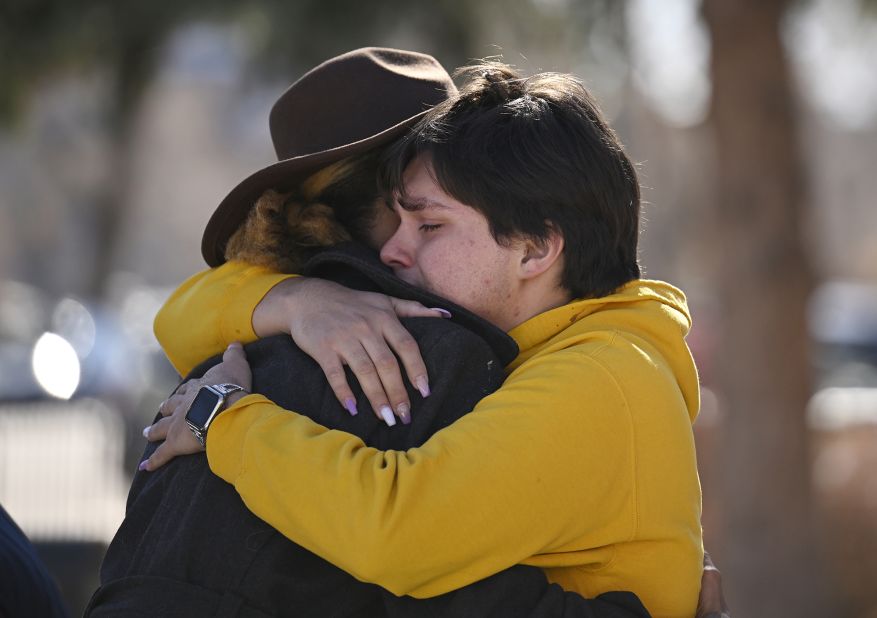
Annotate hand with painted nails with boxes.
[140,343,252,471]
[252,277,446,426]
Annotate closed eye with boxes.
[419,223,442,233]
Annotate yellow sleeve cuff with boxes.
[154,261,297,376]
[219,267,298,344]
[206,393,288,483]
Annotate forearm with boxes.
[251,277,307,338]
[207,356,634,597]
[154,261,296,375]
[208,399,539,596]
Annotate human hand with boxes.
[253,277,449,426]
[140,343,252,471]
[696,551,730,618]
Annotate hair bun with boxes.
[454,62,522,106]
[482,69,506,85]
[481,68,515,103]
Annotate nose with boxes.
[379,224,415,271]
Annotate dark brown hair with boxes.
[380,62,641,299]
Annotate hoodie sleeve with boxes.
[206,348,639,598]
[153,261,296,376]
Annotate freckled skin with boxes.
[379,156,529,331]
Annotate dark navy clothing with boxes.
[86,245,649,618]
[0,503,68,618]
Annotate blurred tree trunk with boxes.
[87,58,149,299]
[86,6,162,300]
[702,1,832,616]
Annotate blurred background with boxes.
[1,0,875,615]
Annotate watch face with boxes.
[185,387,224,429]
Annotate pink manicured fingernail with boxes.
[397,402,411,425]
[138,461,148,471]
[344,398,358,416]
[142,426,150,439]
[429,307,452,318]
[380,405,396,427]
[415,376,430,398]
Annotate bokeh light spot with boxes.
[32,332,81,400]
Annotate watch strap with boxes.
[185,383,249,447]
[211,383,248,397]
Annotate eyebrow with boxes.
[396,195,453,213]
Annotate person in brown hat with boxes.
[91,48,655,617]
[161,46,461,427]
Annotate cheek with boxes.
[425,244,504,302]
[421,250,456,288]
[415,246,459,295]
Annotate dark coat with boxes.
[0,503,68,618]
[86,245,649,618]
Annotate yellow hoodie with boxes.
[154,262,703,617]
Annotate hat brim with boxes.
[201,107,428,267]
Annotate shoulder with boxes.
[508,342,625,394]
[514,325,678,399]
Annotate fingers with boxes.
[313,354,359,418]
[143,417,173,442]
[316,339,409,426]
[223,341,245,362]
[389,297,452,319]
[354,304,432,424]
[336,341,402,426]
[285,285,429,426]
[359,337,410,425]
[174,377,204,396]
[703,551,718,571]
[139,418,204,472]
[140,442,172,472]
[158,393,187,418]
[696,552,729,618]
[382,320,430,399]
[204,342,252,391]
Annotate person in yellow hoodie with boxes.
[145,62,707,617]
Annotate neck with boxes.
[501,284,571,332]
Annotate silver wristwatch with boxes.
[184,383,248,446]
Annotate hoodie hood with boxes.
[508,279,700,423]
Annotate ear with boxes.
[519,225,564,280]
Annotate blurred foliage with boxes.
[1,0,234,123]
[0,0,629,126]
[2,0,873,129]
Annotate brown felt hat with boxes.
[201,47,457,267]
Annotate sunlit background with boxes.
[1,0,876,615]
